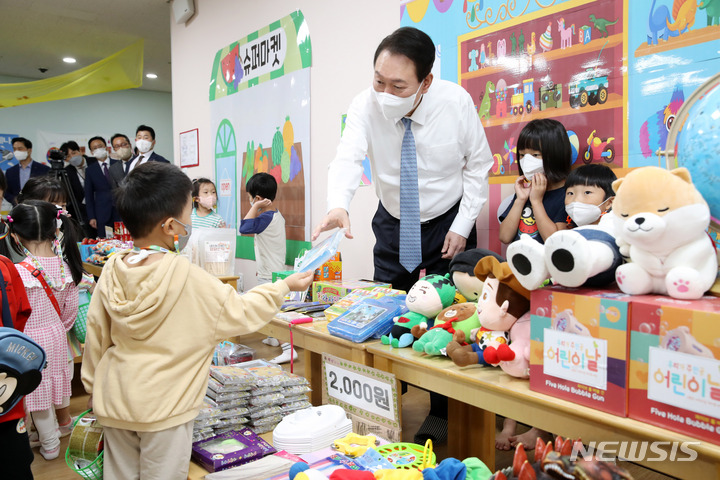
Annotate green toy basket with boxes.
[72,291,91,343]
[65,409,104,479]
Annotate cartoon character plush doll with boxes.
[612,167,717,299]
[409,250,505,356]
[411,302,480,356]
[448,248,504,303]
[380,274,455,348]
[446,256,531,375]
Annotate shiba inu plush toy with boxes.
[612,167,717,299]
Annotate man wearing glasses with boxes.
[108,133,134,189]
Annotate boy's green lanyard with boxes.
[127,244,176,265]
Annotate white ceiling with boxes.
[0,0,173,92]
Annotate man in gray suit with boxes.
[108,133,133,189]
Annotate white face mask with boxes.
[519,153,544,180]
[566,198,611,226]
[136,139,152,153]
[373,81,424,120]
[69,155,84,167]
[14,151,28,162]
[93,148,108,160]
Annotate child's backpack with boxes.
[0,255,44,416]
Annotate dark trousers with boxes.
[372,200,476,419]
[371,200,477,292]
[0,418,34,479]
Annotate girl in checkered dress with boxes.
[0,200,83,460]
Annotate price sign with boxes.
[219,178,232,197]
[322,354,399,432]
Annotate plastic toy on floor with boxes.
[381,274,455,348]
[611,167,717,299]
[490,436,634,479]
[446,256,530,370]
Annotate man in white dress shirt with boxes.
[313,27,494,445]
[313,27,493,293]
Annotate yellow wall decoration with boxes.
[0,40,144,109]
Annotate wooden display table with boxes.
[83,262,239,290]
[82,262,103,277]
[257,317,378,405]
[367,343,720,478]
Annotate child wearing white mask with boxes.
[499,119,573,244]
[507,164,622,290]
[190,178,226,228]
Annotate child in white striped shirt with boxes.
[191,178,226,228]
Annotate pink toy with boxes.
[497,313,531,378]
[660,326,715,358]
[557,18,575,49]
[551,309,591,337]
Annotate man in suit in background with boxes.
[60,140,97,237]
[85,136,120,238]
[126,125,170,173]
[4,137,50,205]
[108,133,133,189]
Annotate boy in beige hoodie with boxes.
[81,162,313,480]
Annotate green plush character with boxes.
[412,302,480,356]
[380,273,455,348]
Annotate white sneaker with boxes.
[39,446,60,460]
[270,344,298,364]
[262,337,280,347]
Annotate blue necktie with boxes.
[399,117,422,272]
[102,162,110,183]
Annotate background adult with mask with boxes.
[108,133,133,189]
[126,124,169,173]
[312,27,493,444]
[4,137,50,205]
[85,135,120,238]
[60,140,97,237]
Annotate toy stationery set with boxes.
[327,295,408,343]
[191,428,276,472]
[323,287,406,322]
[312,280,392,304]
